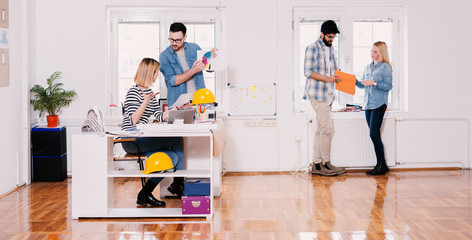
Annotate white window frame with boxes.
[107,7,226,119]
[293,7,405,113]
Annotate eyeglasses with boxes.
[168,37,184,43]
[325,35,336,39]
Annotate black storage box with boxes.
[31,126,67,182]
[32,126,67,156]
[32,154,67,182]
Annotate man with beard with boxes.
[158,22,206,196]
[304,20,346,176]
[159,22,206,107]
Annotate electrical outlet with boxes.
[245,120,263,127]
[244,120,253,127]
[263,119,277,127]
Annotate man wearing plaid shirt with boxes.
[304,20,345,176]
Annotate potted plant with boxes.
[30,71,78,127]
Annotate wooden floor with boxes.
[1,170,472,239]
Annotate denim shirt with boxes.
[159,42,206,106]
[356,61,393,110]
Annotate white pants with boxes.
[309,95,334,164]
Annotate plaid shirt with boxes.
[303,38,338,101]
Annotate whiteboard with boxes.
[227,83,276,116]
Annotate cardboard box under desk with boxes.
[182,196,210,214]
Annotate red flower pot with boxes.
[47,115,59,127]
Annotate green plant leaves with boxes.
[30,71,78,117]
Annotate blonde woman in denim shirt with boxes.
[356,41,393,175]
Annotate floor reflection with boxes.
[28,181,70,233]
[69,221,213,240]
[1,171,472,239]
[366,177,388,239]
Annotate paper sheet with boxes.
[169,93,193,109]
[334,70,356,95]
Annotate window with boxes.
[353,19,393,104]
[107,8,224,117]
[117,22,160,104]
[293,7,403,112]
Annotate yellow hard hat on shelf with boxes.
[142,152,174,174]
[191,88,215,105]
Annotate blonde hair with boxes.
[373,41,391,67]
[134,58,160,88]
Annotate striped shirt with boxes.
[121,85,163,131]
[303,38,338,101]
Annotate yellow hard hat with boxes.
[142,152,174,174]
[191,88,215,105]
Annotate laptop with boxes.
[167,109,195,124]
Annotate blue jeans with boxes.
[365,104,387,164]
[122,136,184,185]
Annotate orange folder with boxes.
[334,70,356,95]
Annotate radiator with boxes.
[395,119,468,167]
[308,118,396,167]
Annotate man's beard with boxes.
[172,44,183,51]
[323,37,332,47]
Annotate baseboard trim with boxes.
[0,184,26,200]
[224,167,463,175]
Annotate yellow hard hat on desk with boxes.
[191,88,215,105]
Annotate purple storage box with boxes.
[182,196,210,215]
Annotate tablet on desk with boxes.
[168,109,195,124]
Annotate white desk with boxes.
[72,123,216,220]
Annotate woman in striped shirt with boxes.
[121,58,185,207]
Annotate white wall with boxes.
[276,0,472,170]
[2,0,472,195]
[0,0,29,195]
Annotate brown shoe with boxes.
[311,163,338,176]
[325,162,346,175]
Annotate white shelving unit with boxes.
[72,124,215,220]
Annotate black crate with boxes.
[32,154,67,182]
[31,126,67,156]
